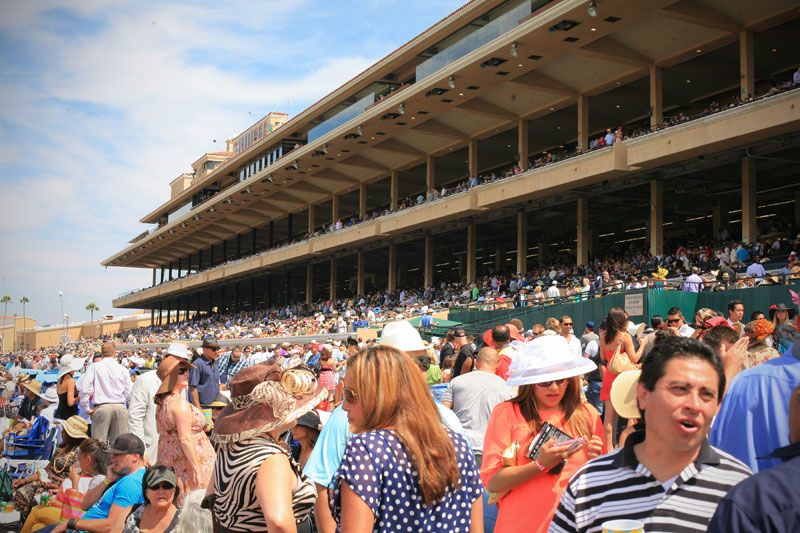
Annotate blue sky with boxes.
[0,0,460,329]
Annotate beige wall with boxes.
[0,316,36,353]
[6,313,154,352]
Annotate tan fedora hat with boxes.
[61,416,90,440]
[610,369,642,420]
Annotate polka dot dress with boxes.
[330,429,483,532]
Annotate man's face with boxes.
[203,346,220,360]
[729,304,744,323]
[231,350,242,362]
[531,327,544,338]
[111,452,135,476]
[560,318,573,335]
[638,357,720,455]
[667,314,684,328]
[454,332,467,347]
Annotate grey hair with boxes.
[175,490,213,533]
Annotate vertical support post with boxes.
[329,258,337,300]
[222,240,228,261]
[357,251,365,295]
[539,242,549,265]
[308,204,315,233]
[466,223,476,283]
[236,234,242,258]
[468,139,478,178]
[494,247,502,272]
[388,244,397,293]
[177,257,182,278]
[424,236,434,288]
[251,229,257,252]
[359,184,367,219]
[198,249,203,270]
[332,194,340,223]
[250,279,256,311]
[210,244,215,266]
[390,170,399,211]
[168,261,173,281]
[426,156,435,196]
[795,190,800,228]
[577,197,589,266]
[741,156,757,243]
[516,210,527,274]
[739,30,754,99]
[649,180,664,256]
[269,222,274,248]
[160,267,165,284]
[287,214,293,240]
[518,119,529,167]
[152,268,156,287]
[306,264,313,304]
[650,65,663,128]
[713,200,729,239]
[577,95,589,152]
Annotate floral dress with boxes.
[13,447,78,521]
[156,394,216,490]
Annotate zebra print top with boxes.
[213,435,316,531]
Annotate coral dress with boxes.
[156,394,216,489]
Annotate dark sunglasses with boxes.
[343,387,359,403]
[177,367,189,375]
[535,378,569,388]
[667,318,681,324]
[149,482,176,491]
[562,322,573,327]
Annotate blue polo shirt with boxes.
[189,355,220,405]
[83,467,145,521]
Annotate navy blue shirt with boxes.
[707,442,800,533]
[18,395,43,421]
[188,355,220,405]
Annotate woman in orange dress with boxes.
[154,343,216,490]
[481,335,606,533]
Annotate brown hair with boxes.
[604,307,628,344]
[346,346,460,506]
[510,376,592,441]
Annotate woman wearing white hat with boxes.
[55,354,85,421]
[481,335,606,533]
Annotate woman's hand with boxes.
[538,438,582,470]
[12,477,27,489]
[68,463,80,486]
[585,435,604,460]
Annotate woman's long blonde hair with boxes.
[510,376,592,441]
[346,346,460,505]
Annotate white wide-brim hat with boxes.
[57,354,86,381]
[380,320,427,356]
[507,335,596,387]
[627,322,646,338]
[610,369,642,419]
[43,387,59,404]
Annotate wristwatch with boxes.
[67,518,77,530]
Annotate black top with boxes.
[452,343,476,378]
[54,375,78,420]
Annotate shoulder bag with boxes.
[607,334,636,375]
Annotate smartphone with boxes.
[561,438,587,453]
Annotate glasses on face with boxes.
[532,331,543,336]
[149,482,175,491]
[667,318,681,324]
[177,366,189,375]
[562,322,572,327]
[535,378,569,388]
[343,387,359,403]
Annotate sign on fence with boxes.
[625,293,644,317]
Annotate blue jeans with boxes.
[586,381,603,416]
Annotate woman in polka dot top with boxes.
[330,345,484,532]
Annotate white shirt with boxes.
[546,286,560,298]
[563,334,583,359]
[678,323,696,337]
[127,370,161,464]
[80,357,133,405]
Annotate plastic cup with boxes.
[602,519,644,533]
[4,502,13,513]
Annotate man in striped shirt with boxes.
[550,338,751,533]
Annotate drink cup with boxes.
[602,519,644,533]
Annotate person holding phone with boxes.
[481,335,606,533]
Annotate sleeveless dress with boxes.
[156,394,216,490]
[54,375,78,420]
[318,364,336,392]
[214,436,316,532]
[599,334,625,402]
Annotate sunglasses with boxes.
[177,367,189,375]
[562,322,573,327]
[148,482,176,491]
[667,318,681,324]
[535,378,569,388]
[343,387,359,403]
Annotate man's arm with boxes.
[190,387,201,410]
[68,504,132,533]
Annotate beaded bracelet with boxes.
[535,459,547,471]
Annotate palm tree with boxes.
[1,295,10,352]
[19,296,29,326]
[86,302,99,337]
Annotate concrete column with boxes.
[741,157,757,243]
[308,204,315,233]
[649,180,664,255]
[388,244,397,292]
[468,139,478,178]
[577,197,589,266]
[331,194,340,223]
[390,170,399,211]
[426,156,435,196]
[287,214,293,240]
[329,257,337,300]
[466,223,477,283]
[268,222,274,248]
[518,119,529,166]
[359,184,367,219]
[306,264,313,305]
[739,31,754,99]
[713,200,730,239]
[494,247,502,272]
[539,242,549,266]
[649,65,663,128]
[516,211,527,274]
[577,95,589,152]
[591,230,599,260]
[424,236,434,288]
[795,191,800,227]
[357,251,365,295]
[152,268,156,287]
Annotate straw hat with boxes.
[23,379,43,398]
[213,363,326,443]
[626,322,646,338]
[155,343,195,395]
[57,354,86,381]
[61,416,90,439]
[506,335,596,387]
[610,369,642,419]
[379,320,427,356]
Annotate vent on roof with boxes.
[396,122,407,126]
[341,149,350,153]
[358,141,368,144]
[604,16,621,22]
[381,112,401,120]
[376,132,386,135]
[417,110,429,114]
[528,54,543,60]
[466,85,480,90]
[311,164,320,167]
[563,36,579,43]
[425,88,449,97]
[441,98,454,103]
[495,71,510,76]
[548,20,580,32]
[480,57,507,68]
[326,157,334,160]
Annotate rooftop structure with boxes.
[104,0,800,323]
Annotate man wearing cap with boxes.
[189,337,222,410]
[44,433,146,533]
[80,342,132,445]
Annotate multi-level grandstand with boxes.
[104,0,800,323]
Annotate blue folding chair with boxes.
[4,416,51,459]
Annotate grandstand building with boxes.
[104,0,800,324]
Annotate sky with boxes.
[0,0,461,328]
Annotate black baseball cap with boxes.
[107,433,145,455]
[202,337,220,348]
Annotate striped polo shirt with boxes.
[549,431,751,533]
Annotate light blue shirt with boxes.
[709,342,800,472]
[82,467,145,521]
[303,402,468,487]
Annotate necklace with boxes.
[51,448,73,474]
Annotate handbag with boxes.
[607,335,636,375]
[0,466,12,502]
[487,440,520,505]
